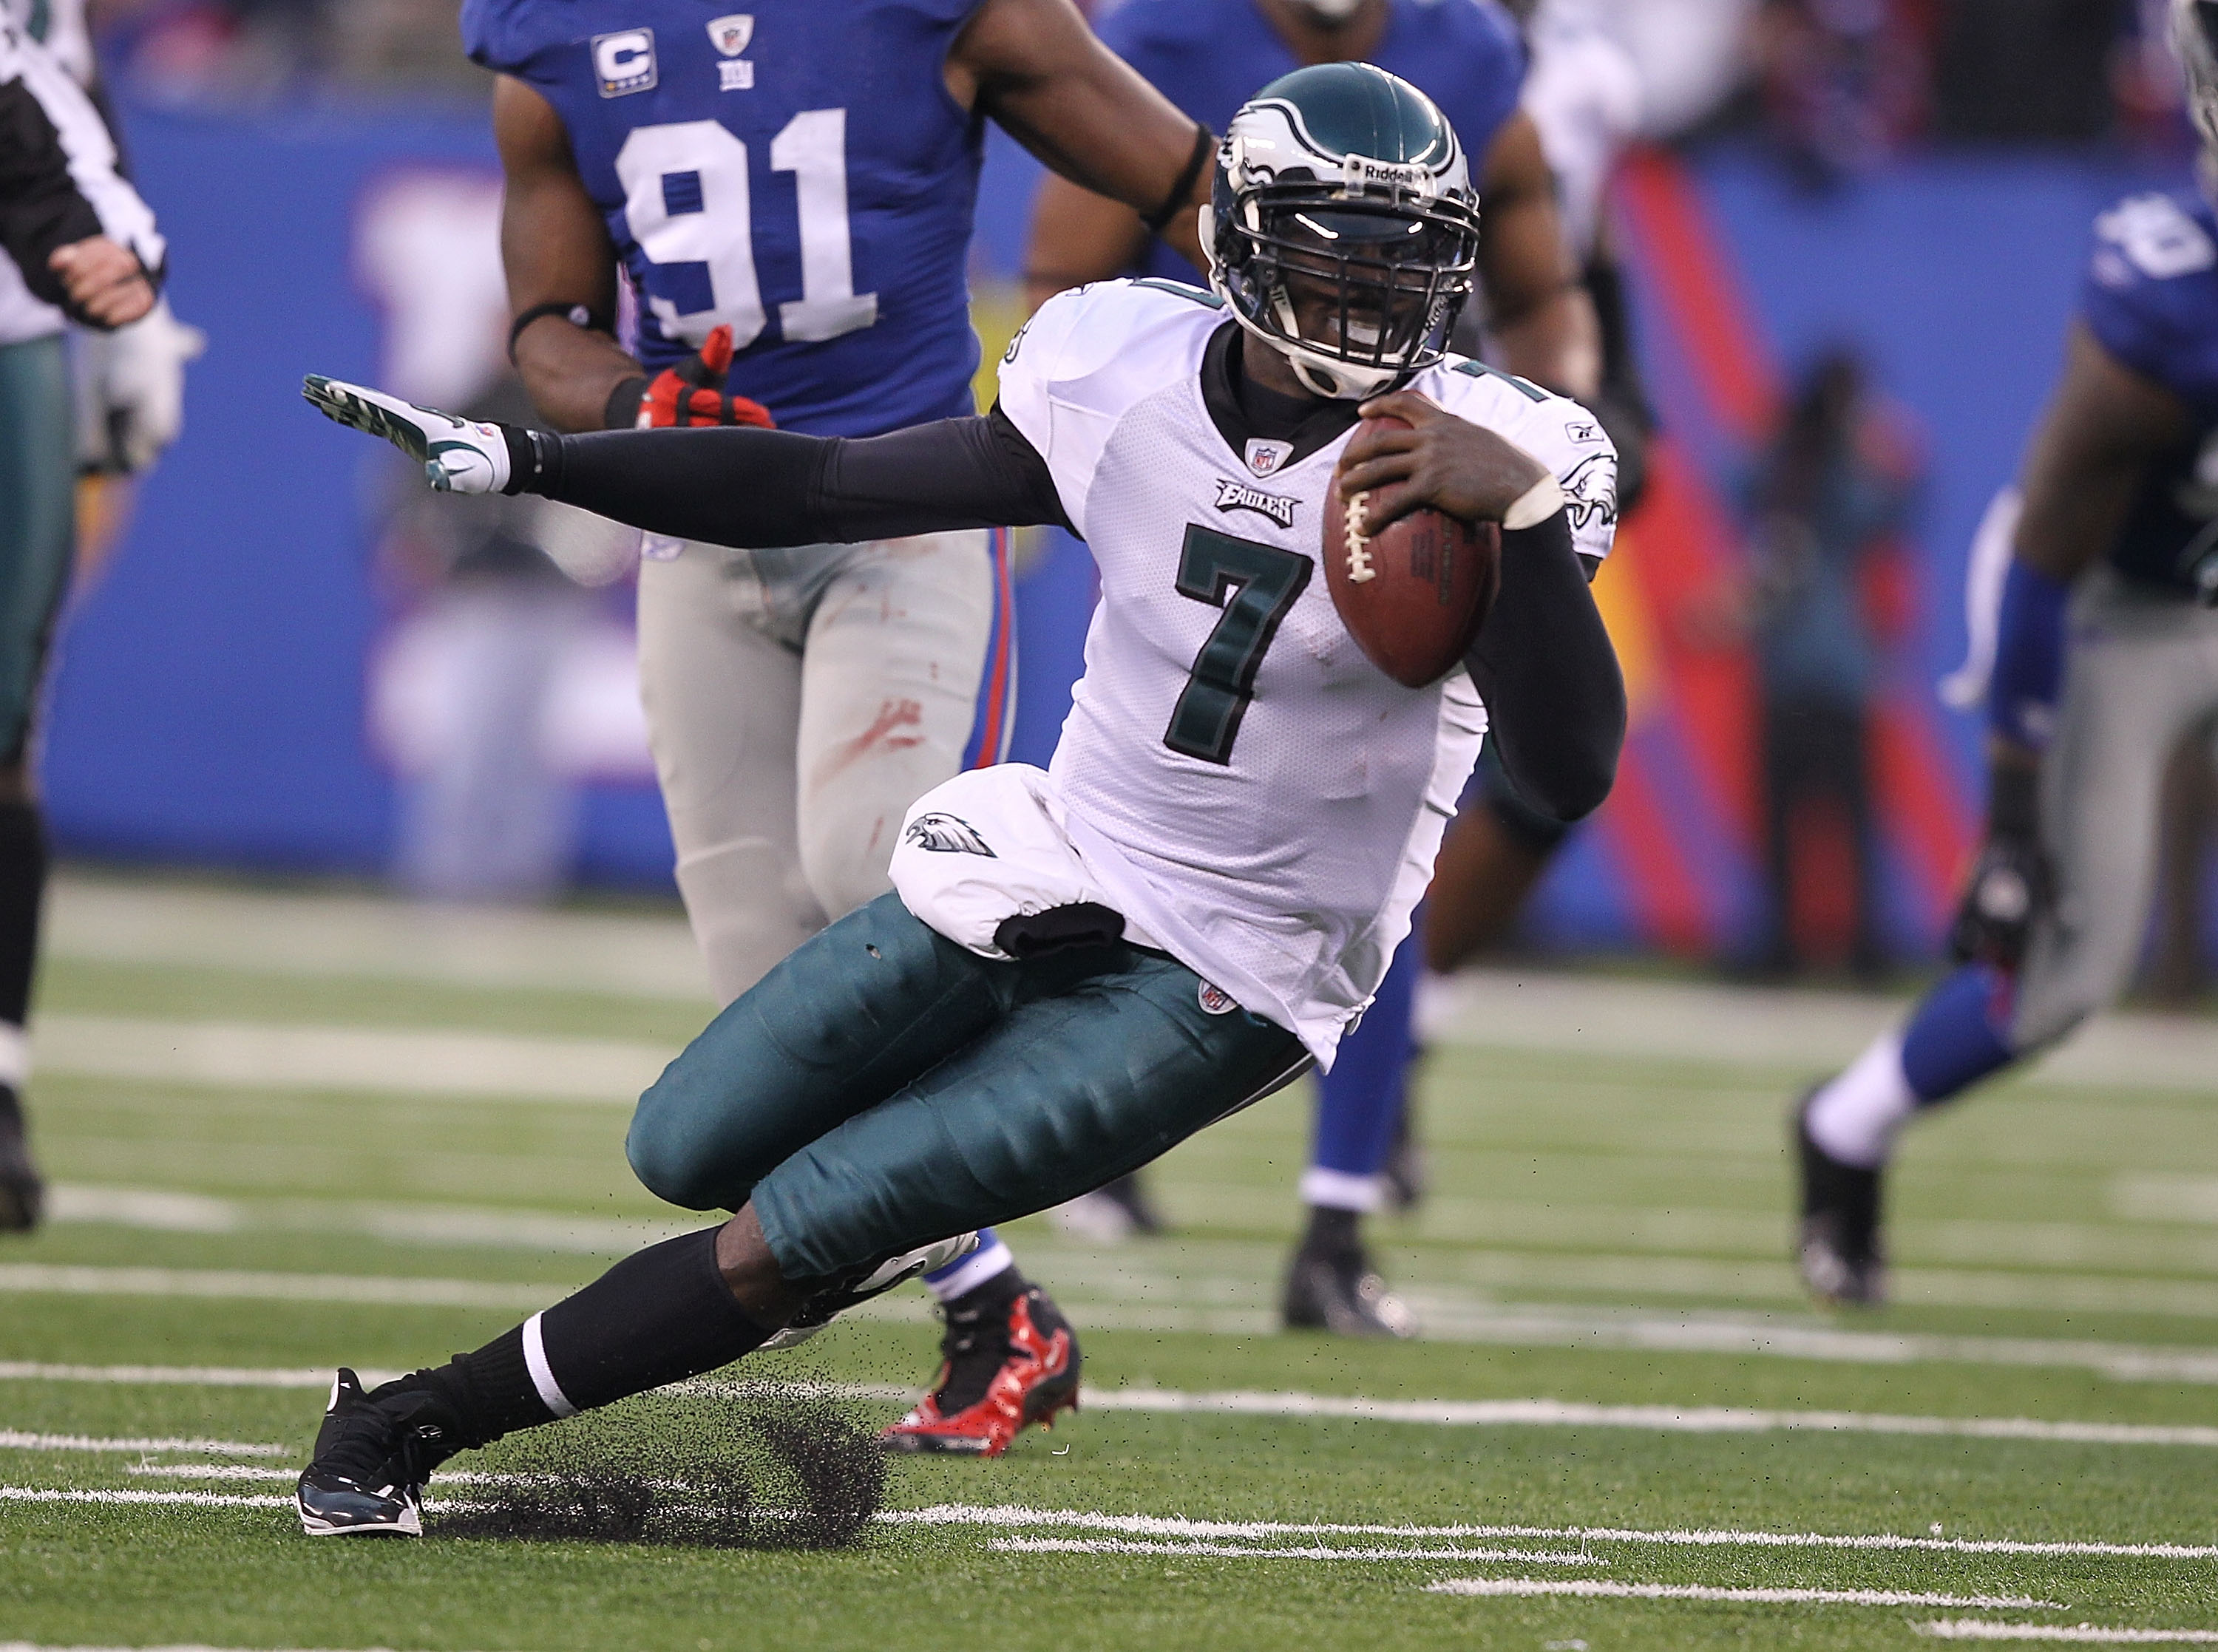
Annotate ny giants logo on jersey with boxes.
[591,28,657,97]
[707,14,755,89]
[904,813,996,857]
[1214,478,1297,530]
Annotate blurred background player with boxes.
[1021,0,1624,1333]
[1423,0,1651,990]
[462,0,1222,1451]
[1794,0,2218,1307]
[1734,347,1914,982]
[0,10,174,1229]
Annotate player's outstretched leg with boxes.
[296,1213,793,1537]
[1282,942,1418,1339]
[1794,962,2021,1305]
[884,1237,1081,1456]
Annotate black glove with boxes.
[1947,762,2049,968]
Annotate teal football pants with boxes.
[0,336,75,767]
[627,891,1309,1282]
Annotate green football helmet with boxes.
[1206,62,1482,399]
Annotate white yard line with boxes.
[0,1645,475,1652]
[0,1363,371,1388]
[1426,1578,2061,1609]
[1418,969,2218,1093]
[1078,1388,2218,1448]
[46,872,709,1003]
[28,1209,2218,1381]
[0,1432,286,1458]
[884,1505,2218,1561]
[30,1016,674,1105]
[6,1483,2210,1571]
[989,1538,1598,1562]
[0,1487,292,1509]
[1922,1625,2218,1644]
[0,1265,557,1310]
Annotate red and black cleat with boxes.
[881,1278,1079,1457]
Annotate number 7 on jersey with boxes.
[1164,526,1312,766]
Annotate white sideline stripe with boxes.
[0,1431,286,1458]
[1079,1388,2218,1448]
[1428,1578,2061,1609]
[990,1538,1599,1563]
[30,1014,674,1104]
[0,1265,557,1310]
[882,1505,2218,1561]
[1922,1624,2218,1644]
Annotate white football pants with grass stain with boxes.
[637,529,1011,1007]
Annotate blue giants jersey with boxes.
[464,0,987,435]
[2081,188,2218,599]
[1095,0,1527,286]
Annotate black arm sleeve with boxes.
[0,72,102,314]
[1462,510,1627,824]
[518,404,1070,546]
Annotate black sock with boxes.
[0,796,45,1029]
[417,1227,775,1444]
[1300,1204,1362,1257]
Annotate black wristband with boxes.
[603,375,649,430]
[506,300,611,365]
[1142,125,1215,235]
[1987,761,2039,841]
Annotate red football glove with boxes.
[638,325,775,429]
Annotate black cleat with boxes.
[295,1369,465,1537]
[0,1104,42,1232]
[1282,1243,1415,1339]
[1796,1093,1888,1307]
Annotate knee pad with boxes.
[624,1082,727,1212]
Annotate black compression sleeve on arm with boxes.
[1463,511,1626,824]
[515,407,1068,547]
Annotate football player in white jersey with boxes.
[0,15,171,1230]
[291,63,1623,1538]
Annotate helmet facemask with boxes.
[1215,186,1479,398]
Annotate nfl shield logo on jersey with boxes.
[591,28,657,97]
[1244,438,1292,477]
[1197,982,1238,1015]
[707,16,754,88]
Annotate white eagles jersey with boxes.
[957,278,1617,1065]
[0,18,160,347]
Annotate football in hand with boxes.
[1324,414,1502,687]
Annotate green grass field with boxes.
[4,871,2216,1651]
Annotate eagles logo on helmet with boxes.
[1205,63,1482,400]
